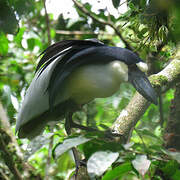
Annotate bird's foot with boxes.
[104,129,126,141]
[71,121,125,141]
[71,121,97,132]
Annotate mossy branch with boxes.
[112,59,180,139]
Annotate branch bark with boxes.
[0,102,23,158]
[0,101,42,179]
[43,0,51,45]
[0,128,23,180]
[56,30,111,35]
[112,58,180,140]
[164,82,180,150]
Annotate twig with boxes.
[72,0,133,51]
[44,131,54,180]
[134,128,148,152]
[119,0,128,8]
[0,102,23,158]
[43,0,51,45]
[159,92,164,127]
[0,101,42,179]
[0,169,9,180]
[0,129,23,180]
[56,30,111,35]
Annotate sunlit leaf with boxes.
[25,133,53,159]
[54,136,91,159]
[27,38,35,50]
[132,155,151,177]
[14,27,26,46]
[87,151,119,178]
[0,32,8,55]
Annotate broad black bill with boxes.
[128,66,158,105]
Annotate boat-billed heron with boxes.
[16,39,157,139]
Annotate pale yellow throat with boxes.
[62,61,128,104]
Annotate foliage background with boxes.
[0,0,180,179]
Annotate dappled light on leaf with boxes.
[54,136,91,159]
[132,155,151,177]
[87,151,119,178]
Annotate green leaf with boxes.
[132,155,151,177]
[87,151,119,178]
[81,138,124,160]
[161,160,179,177]
[0,32,8,55]
[25,133,53,159]
[158,25,168,42]
[27,37,42,51]
[112,0,121,8]
[136,129,163,142]
[14,27,26,46]
[102,162,132,180]
[128,2,136,10]
[141,28,148,35]
[53,136,91,159]
[172,170,180,180]
[27,38,35,50]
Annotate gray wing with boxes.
[16,55,68,133]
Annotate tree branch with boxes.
[0,101,42,179]
[72,0,133,51]
[0,102,23,158]
[44,134,54,180]
[112,59,180,139]
[164,82,180,150]
[0,128,23,180]
[43,0,51,45]
[56,30,111,35]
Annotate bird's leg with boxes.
[65,112,83,177]
[65,109,122,138]
[65,112,72,135]
[71,121,97,132]
[71,121,123,139]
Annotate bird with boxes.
[16,39,157,139]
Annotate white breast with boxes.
[63,61,128,104]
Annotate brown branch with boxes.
[56,30,112,36]
[159,93,164,127]
[112,58,180,141]
[43,0,51,45]
[72,0,133,51]
[0,128,23,180]
[164,82,180,150]
[0,102,23,158]
[0,101,42,179]
[0,168,9,180]
[44,134,54,180]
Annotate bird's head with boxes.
[114,48,157,105]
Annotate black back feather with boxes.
[36,39,104,72]
[36,39,105,109]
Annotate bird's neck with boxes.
[107,60,129,83]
